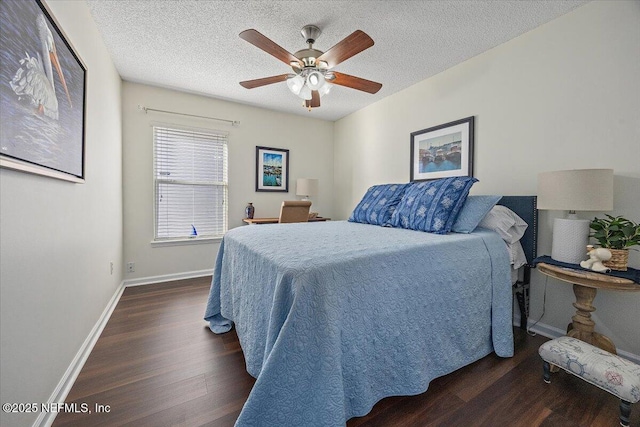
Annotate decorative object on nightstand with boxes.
[589,215,640,271]
[296,178,318,201]
[579,245,611,273]
[245,202,255,219]
[537,169,613,264]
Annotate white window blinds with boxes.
[153,126,228,240]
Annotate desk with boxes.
[243,217,331,225]
[537,262,640,354]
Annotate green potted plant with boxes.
[589,215,640,271]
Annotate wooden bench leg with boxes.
[619,400,631,427]
[543,361,551,384]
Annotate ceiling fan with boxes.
[239,25,382,110]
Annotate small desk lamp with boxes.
[537,169,613,264]
[296,178,318,201]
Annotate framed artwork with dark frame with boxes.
[0,0,87,183]
[410,116,474,182]
[256,146,289,192]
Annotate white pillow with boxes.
[508,241,528,270]
[478,205,528,244]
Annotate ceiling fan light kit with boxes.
[239,24,382,111]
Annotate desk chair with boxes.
[279,201,312,223]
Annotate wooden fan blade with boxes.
[240,29,302,66]
[316,30,374,68]
[305,90,321,108]
[331,72,382,94]
[240,74,290,89]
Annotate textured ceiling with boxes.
[86,0,588,121]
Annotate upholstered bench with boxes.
[539,336,640,427]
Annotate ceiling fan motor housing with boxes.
[293,48,325,68]
[294,25,327,70]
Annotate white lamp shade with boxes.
[306,71,325,90]
[296,178,318,198]
[286,75,304,95]
[537,169,613,211]
[318,82,331,97]
[297,85,312,100]
[537,168,613,264]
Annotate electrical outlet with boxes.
[110,262,114,275]
[127,262,135,273]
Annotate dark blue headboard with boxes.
[497,196,538,266]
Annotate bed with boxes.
[205,195,537,426]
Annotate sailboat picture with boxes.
[410,117,474,182]
[256,146,289,192]
[0,0,86,182]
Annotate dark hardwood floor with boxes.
[53,277,637,427]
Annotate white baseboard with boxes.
[512,315,640,365]
[123,269,213,287]
[33,269,213,427]
[34,281,126,427]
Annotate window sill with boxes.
[151,236,222,247]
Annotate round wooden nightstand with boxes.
[537,262,640,355]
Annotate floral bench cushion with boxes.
[539,336,640,403]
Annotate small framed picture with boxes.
[410,116,474,182]
[256,146,289,192]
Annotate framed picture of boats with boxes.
[0,0,87,183]
[256,146,289,192]
[410,116,474,182]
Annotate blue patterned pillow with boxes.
[349,183,409,226]
[452,195,502,233]
[390,177,478,234]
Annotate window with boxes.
[153,126,228,241]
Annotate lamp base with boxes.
[551,218,590,264]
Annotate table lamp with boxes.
[296,178,318,201]
[537,169,613,264]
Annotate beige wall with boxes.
[334,1,640,355]
[122,82,334,281]
[0,1,123,426]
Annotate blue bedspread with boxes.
[204,221,513,426]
